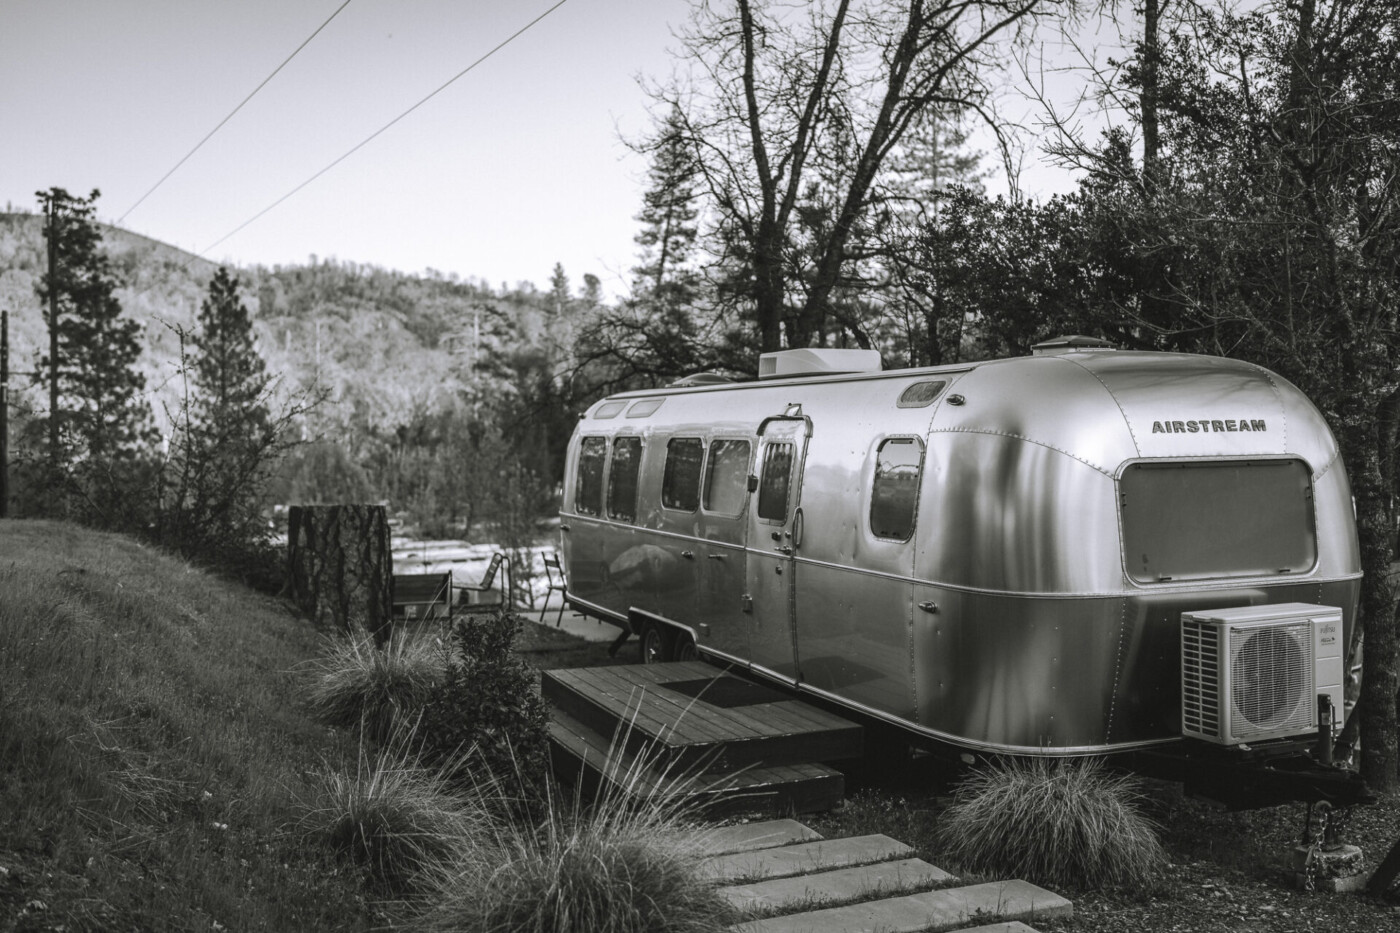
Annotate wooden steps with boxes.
[710,819,1074,933]
[543,661,861,816]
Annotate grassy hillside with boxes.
[0,519,375,931]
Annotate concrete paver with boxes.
[720,857,957,914]
[730,879,1072,933]
[700,834,914,885]
[695,819,825,858]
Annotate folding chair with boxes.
[453,552,508,614]
[392,572,453,623]
[540,551,567,626]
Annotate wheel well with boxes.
[626,609,698,645]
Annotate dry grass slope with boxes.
[0,519,376,931]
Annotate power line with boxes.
[198,0,571,257]
[119,0,355,223]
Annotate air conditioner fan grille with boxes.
[1228,622,1312,735]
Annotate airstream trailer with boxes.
[558,342,1366,802]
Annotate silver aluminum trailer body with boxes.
[559,349,1361,756]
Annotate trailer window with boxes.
[607,437,643,522]
[704,439,750,516]
[575,436,606,515]
[662,438,703,511]
[757,443,795,522]
[897,380,947,408]
[1119,459,1317,583]
[626,398,664,418]
[593,401,625,419]
[870,437,924,541]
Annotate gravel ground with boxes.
[817,755,1400,933]
[1047,785,1400,932]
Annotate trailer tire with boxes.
[640,622,672,665]
[673,631,698,662]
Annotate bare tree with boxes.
[650,0,1062,353]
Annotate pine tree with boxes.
[35,187,154,521]
[548,262,570,316]
[192,266,271,437]
[632,105,701,310]
[161,266,281,564]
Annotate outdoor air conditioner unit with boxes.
[1180,603,1344,746]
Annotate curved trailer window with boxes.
[757,443,795,522]
[662,437,704,511]
[575,436,606,515]
[1119,459,1317,583]
[870,437,924,541]
[704,439,750,516]
[607,437,643,523]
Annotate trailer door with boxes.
[745,417,809,683]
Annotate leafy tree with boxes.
[33,187,155,524]
[277,440,375,506]
[1021,0,1400,786]
[908,188,1084,363]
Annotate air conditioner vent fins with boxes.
[1180,603,1343,746]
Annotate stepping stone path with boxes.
[692,819,1073,933]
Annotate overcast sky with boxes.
[2,0,1107,298]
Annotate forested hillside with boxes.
[0,210,598,535]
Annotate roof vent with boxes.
[1031,335,1117,356]
[758,348,882,379]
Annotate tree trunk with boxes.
[1340,422,1400,790]
[286,504,393,646]
[1141,0,1160,196]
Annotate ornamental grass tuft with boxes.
[935,756,1167,892]
[411,724,735,933]
[304,633,442,745]
[301,742,484,896]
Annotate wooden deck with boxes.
[543,661,863,815]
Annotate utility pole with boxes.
[44,193,60,468]
[1,309,8,518]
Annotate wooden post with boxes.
[286,504,393,645]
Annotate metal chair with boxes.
[454,552,508,613]
[540,551,567,626]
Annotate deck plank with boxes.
[544,663,863,772]
[555,663,861,741]
[547,707,845,816]
[566,667,742,749]
[585,665,771,740]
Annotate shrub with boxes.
[413,775,735,933]
[416,611,550,801]
[302,742,485,895]
[305,634,442,745]
[935,756,1167,892]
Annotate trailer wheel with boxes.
[640,622,672,665]
[673,631,698,662]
